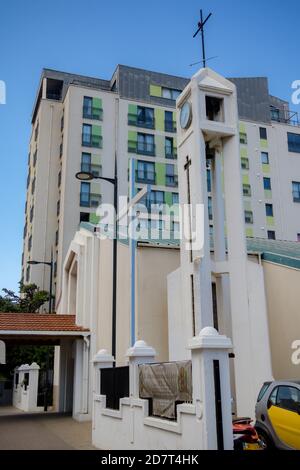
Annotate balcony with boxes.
[82,133,103,149]
[128,114,155,129]
[128,140,155,156]
[166,174,178,187]
[81,163,102,177]
[135,170,156,184]
[164,120,177,133]
[165,146,177,159]
[80,193,102,208]
[83,106,103,121]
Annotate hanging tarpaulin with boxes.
[139,360,192,419]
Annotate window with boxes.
[165,111,176,132]
[206,96,224,122]
[136,106,154,129]
[263,177,272,190]
[31,177,36,195]
[82,124,102,148]
[137,133,155,156]
[59,142,63,157]
[58,171,61,188]
[30,205,34,222]
[270,106,280,122]
[166,164,177,187]
[297,233,300,242]
[259,127,267,140]
[26,265,30,282]
[208,197,213,220]
[165,137,176,158]
[292,181,300,202]
[207,168,212,192]
[82,124,92,146]
[288,132,300,153]
[28,235,32,251]
[34,120,39,141]
[240,132,247,144]
[244,210,253,224]
[80,212,90,223]
[243,184,251,197]
[148,190,164,207]
[61,114,64,131]
[83,96,92,117]
[80,182,90,207]
[265,203,273,217]
[261,152,269,164]
[241,157,249,170]
[83,96,102,120]
[172,221,180,233]
[172,192,179,205]
[55,230,59,246]
[162,87,181,100]
[136,161,155,184]
[274,386,300,413]
[81,152,91,173]
[268,230,276,240]
[57,200,60,216]
[257,383,271,402]
[33,149,37,166]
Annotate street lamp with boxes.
[76,163,118,361]
[27,250,54,314]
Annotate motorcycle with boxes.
[233,417,265,450]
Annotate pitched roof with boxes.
[0,313,89,332]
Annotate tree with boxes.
[0,282,49,313]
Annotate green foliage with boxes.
[0,282,49,313]
[6,345,54,372]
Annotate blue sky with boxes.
[0,0,300,293]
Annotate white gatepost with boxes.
[189,327,233,450]
[26,362,40,412]
[92,349,115,395]
[126,340,156,398]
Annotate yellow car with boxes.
[255,381,300,450]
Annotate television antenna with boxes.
[192,9,212,68]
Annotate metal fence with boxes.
[100,366,129,410]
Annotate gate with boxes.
[100,366,129,410]
[37,369,53,409]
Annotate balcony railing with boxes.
[164,120,177,133]
[128,114,155,129]
[166,174,178,187]
[80,192,102,208]
[83,106,103,121]
[82,133,103,149]
[81,163,102,177]
[128,140,155,156]
[135,170,156,184]
[165,147,177,159]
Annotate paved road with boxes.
[0,411,95,450]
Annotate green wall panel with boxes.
[240,147,248,158]
[92,97,102,108]
[239,122,246,133]
[264,189,272,199]
[266,216,275,226]
[150,84,162,97]
[155,108,164,131]
[91,181,101,193]
[243,200,252,211]
[155,135,165,157]
[92,125,102,135]
[155,162,165,185]
[91,154,101,165]
[262,163,270,173]
[242,174,250,184]
[245,227,253,237]
[260,139,268,148]
[128,104,137,114]
[128,130,137,142]
[89,213,100,224]
[165,191,172,206]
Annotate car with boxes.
[255,380,300,449]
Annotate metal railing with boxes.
[164,120,177,133]
[128,140,156,156]
[128,113,155,129]
[82,133,103,149]
[83,106,103,121]
[166,174,178,187]
[100,366,129,410]
[135,170,156,184]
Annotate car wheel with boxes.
[257,429,274,450]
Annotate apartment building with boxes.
[21,66,300,305]
[22,66,188,304]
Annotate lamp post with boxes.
[27,250,54,313]
[27,251,54,411]
[75,162,118,361]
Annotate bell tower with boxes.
[172,67,273,417]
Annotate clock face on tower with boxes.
[180,101,192,129]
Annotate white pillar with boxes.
[73,337,91,421]
[126,340,156,398]
[92,349,114,395]
[27,363,40,412]
[189,327,233,450]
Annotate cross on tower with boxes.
[193,9,212,68]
